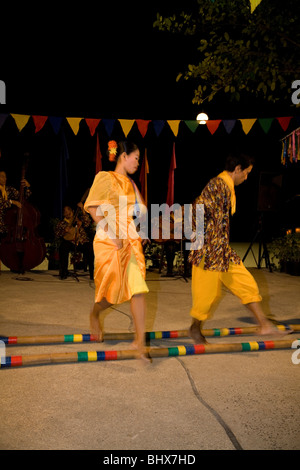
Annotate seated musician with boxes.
[0,169,31,240]
[54,204,94,280]
[153,206,191,278]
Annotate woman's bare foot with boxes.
[129,340,138,350]
[137,348,152,364]
[129,340,151,363]
[89,312,103,342]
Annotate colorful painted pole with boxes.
[0,338,298,369]
[0,324,297,346]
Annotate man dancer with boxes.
[188,152,288,344]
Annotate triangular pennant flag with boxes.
[136,119,150,138]
[139,148,149,207]
[166,143,177,207]
[102,119,116,137]
[0,114,8,129]
[119,119,135,137]
[49,116,63,134]
[95,133,102,174]
[167,120,180,137]
[258,118,274,134]
[239,119,256,134]
[11,114,30,132]
[152,120,165,137]
[184,120,199,133]
[250,0,263,13]
[206,120,221,135]
[276,117,292,132]
[32,115,48,133]
[66,117,82,135]
[223,120,236,134]
[85,118,100,136]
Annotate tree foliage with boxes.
[153,0,300,106]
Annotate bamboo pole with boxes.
[0,324,297,346]
[0,338,298,368]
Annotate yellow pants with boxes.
[190,258,262,322]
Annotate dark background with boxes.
[1,0,300,244]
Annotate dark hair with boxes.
[117,141,139,157]
[225,152,255,172]
[107,140,139,164]
[115,141,139,165]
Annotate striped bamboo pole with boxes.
[0,338,298,368]
[0,324,297,346]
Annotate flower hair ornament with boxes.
[108,140,118,162]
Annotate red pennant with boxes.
[86,118,101,136]
[206,120,222,135]
[276,117,292,132]
[136,119,150,138]
[32,115,48,133]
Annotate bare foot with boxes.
[189,321,208,344]
[129,340,138,350]
[257,323,293,336]
[89,312,104,342]
[137,349,152,364]
[129,341,152,363]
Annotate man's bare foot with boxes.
[189,320,208,344]
[257,322,293,336]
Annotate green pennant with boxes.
[184,120,199,133]
[258,118,274,134]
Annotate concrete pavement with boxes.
[0,263,299,450]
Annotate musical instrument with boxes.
[0,161,46,273]
[63,220,78,242]
[62,188,90,243]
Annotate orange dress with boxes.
[84,171,148,304]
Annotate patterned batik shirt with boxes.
[188,176,241,271]
[0,186,32,235]
[54,211,92,245]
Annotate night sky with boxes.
[1,1,300,243]
[2,0,298,118]
[2,1,200,118]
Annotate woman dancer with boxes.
[84,140,149,358]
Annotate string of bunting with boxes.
[0,113,299,138]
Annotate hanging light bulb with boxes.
[196,112,209,124]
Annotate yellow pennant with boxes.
[66,117,82,135]
[119,119,135,137]
[250,0,263,13]
[11,114,30,131]
[239,118,256,135]
[167,120,180,137]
